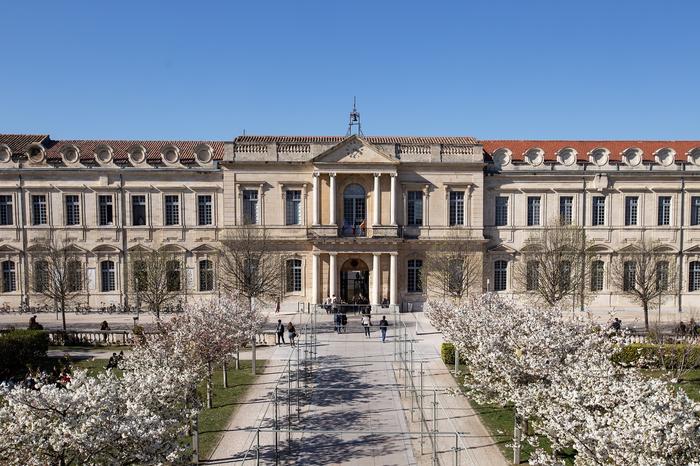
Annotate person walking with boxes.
[341,313,347,333]
[334,311,341,334]
[287,322,297,347]
[275,299,280,314]
[276,319,286,345]
[361,314,371,337]
[379,315,389,343]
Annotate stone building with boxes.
[1,132,700,316]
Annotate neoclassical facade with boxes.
[2,133,700,315]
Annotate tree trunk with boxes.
[206,361,213,409]
[60,297,66,332]
[222,358,228,388]
[513,411,522,464]
[643,301,649,331]
[251,337,257,375]
[235,347,240,370]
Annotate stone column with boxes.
[372,253,381,305]
[389,252,398,306]
[390,174,397,226]
[373,173,381,226]
[329,252,337,299]
[329,173,337,226]
[311,252,320,305]
[312,173,320,226]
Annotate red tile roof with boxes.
[44,139,225,163]
[481,140,700,163]
[0,134,49,154]
[235,135,479,145]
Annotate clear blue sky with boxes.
[2,0,699,140]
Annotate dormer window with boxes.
[194,144,213,165]
[556,147,577,166]
[95,144,113,165]
[491,148,512,169]
[654,147,676,167]
[621,147,643,167]
[524,148,544,166]
[0,144,11,163]
[26,143,46,164]
[128,144,147,165]
[161,145,180,165]
[589,147,610,167]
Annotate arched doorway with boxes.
[340,258,369,304]
[342,184,366,236]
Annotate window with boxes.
[243,190,258,225]
[623,261,636,292]
[656,261,669,292]
[286,259,302,292]
[495,196,508,226]
[625,197,639,226]
[559,196,573,225]
[33,260,48,292]
[658,196,672,226]
[101,260,116,292]
[407,191,423,226]
[526,261,539,291]
[447,259,463,294]
[343,184,366,235]
[32,195,47,225]
[0,195,13,226]
[285,190,302,225]
[527,197,540,226]
[591,260,604,292]
[166,260,181,291]
[67,261,83,292]
[560,260,572,291]
[164,195,180,226]
[2,261,16,292]
[407,259,423,293]
[592,196,605,226]
[65,195,80,226]
[198,195,213,226]
[494,260,507,291]
[199,259,214,291]
[133,261,147,292]
[690,262,700,292]
[692,197,700,226]
[98,195,114,226]
[449,191,464,226]
[132,195,147,226]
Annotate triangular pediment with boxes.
[312,135,398,165]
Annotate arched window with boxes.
[623,261,636,292]
[689,261,700,292]
[2,260,16,292]
[286,259,302,293]
[199,259,214,292]
[407,259,423,293]
[67,261,83,292]
[590,260,604,292]
[342,184,366,236]
[166,260,181,291]
[494,260,507,291]
[526,261,539,291]
[33,260,49,292]
[101,260,116,292]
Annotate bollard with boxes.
[192,415,199,465]
[513,413,522,465]
[432,390,438,466]
[255,428,260,465]
[454,347,459,376]
[420,360,425,455]
[454,432,459,466]
[274,388,279,465]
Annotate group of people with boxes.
[677,319,700,336]
[275,320,297,347]
[323,293,373,315]
[105,351,124,369]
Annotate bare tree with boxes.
[423,236,482,303]
[131,248,185,319]
[219,225,283,374]
[30,236,87,331]
[610,239,678,330]
[514,219,591,308]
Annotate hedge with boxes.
[0,329,49,379]
[613,343,700,369]
[441,342,466,365]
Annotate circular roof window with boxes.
[162,145,180,164]
[128,145,146,165]
[26,143,46,163]
[622,148,643,167]
[492,148,511,169]
[655,148,676,167]
[95,145,113,164]
[195,145,213,165]
[557,148,577,166]
[0,145,11,163]
[524,148,544,166]
[589,148,609,167]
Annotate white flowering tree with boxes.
[427,294,700,465]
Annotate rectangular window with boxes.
[98,195,114,226]
[407,259,423,293]
[164,195,180,226]
[65,195,80,226]
[407,191,423,226]
[559,196,573,225]
[625,196,639,226]
[591,260,604,292]
[526,261,539,291]
[0,195,13,226]
[101,261,116,292]
[32,195,47,225]
[527,197,540,226]
[449,191,464,226]
[131,195,147,226]
[690,262,700,292]
[198,195,213,226]
[623,261,636,292]
[2,261,16,292]
[692,196,700,226]
[243,190,258,225]
[591,196,605,226]
[495,197,508,226]
[658,196,672,226]
[494,260,507,291]
[199,260,214,291]
[285,190,302,225]
[286,259,302,292]
[656,261,669,292]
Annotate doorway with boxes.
[340,258,369,304]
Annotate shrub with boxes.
[441,342,466,365]
[613,343,700,369]
[0,329,49,379]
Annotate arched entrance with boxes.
[340,258,369,304]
